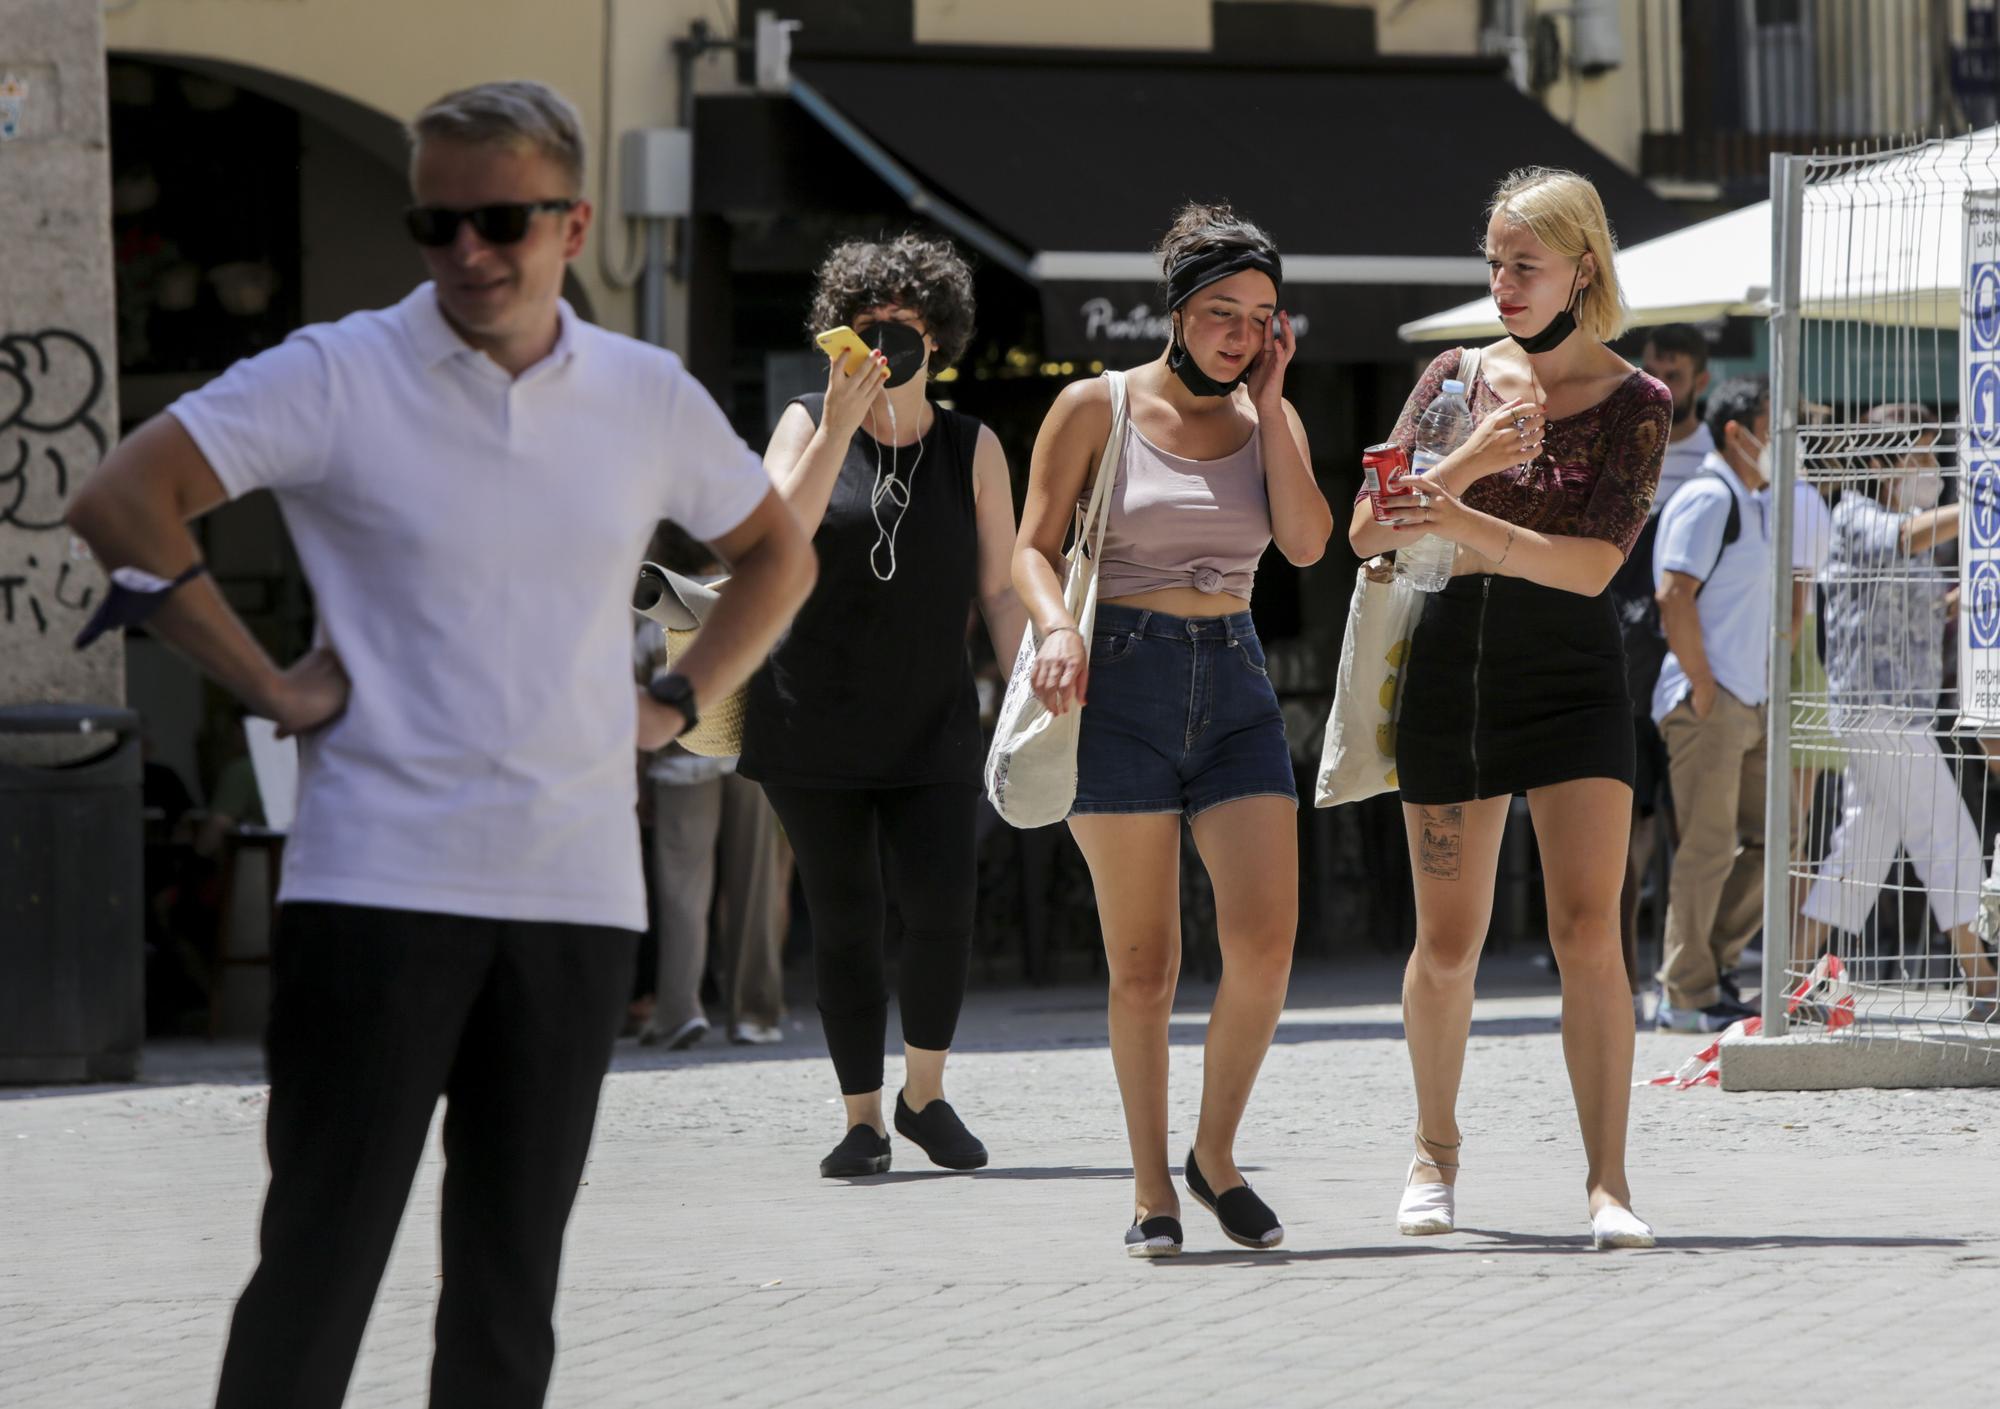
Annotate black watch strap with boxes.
[647,671,699,731]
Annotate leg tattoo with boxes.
[1419,806,1464,880]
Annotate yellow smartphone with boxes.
[815,325,873,374]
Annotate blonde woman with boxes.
[1351,167,1670,1249]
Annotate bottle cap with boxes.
[1441,379,1466,394]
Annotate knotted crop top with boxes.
[1088,422,1272,601]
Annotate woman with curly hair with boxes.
[739,233,1026,1179]
[1014,202,1331,1255]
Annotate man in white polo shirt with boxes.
[1651,376,1772,1034]
[66,81,813,1409]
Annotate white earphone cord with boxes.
[869,393,923,582]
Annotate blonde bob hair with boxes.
[1487,167,1626,342]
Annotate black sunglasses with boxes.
[403,200,577,248]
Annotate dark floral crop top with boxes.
[1385,347,1672,559]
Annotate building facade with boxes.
[93,0,1992,953]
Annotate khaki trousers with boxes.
[1657,689,1767,1009]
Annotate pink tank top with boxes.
[1090,422,1272,601]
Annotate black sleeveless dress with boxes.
[738,394,983,789]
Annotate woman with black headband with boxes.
[1014,202,1332,1256]
[741,234,1026,1179]
[1350,167,1668,1249]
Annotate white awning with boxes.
[1401,127,2000,343]
[1397,200,1774,343]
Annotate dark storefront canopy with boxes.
[752,48,1683,364]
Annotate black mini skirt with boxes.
[1396,573,1635,805]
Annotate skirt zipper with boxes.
[1471,575,1491,799]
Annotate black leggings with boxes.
[761,782,977,1095]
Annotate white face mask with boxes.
[1909,469,1944,510]
[1740,428,1769,482]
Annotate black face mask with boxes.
[1167,313,1252,398]
[1510,264,1584,356]
[864,320,929,388]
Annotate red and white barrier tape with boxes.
[1640,955,1856,1089]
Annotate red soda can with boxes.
[1362,442,1409,523]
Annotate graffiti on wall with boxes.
[1,330,107,634]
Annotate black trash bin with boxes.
[0,703,144,1083]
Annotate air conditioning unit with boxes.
[620,129,692,219]
[1570,0,1624,77]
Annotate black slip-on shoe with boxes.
[819,1124,892,1179]
[1124,1215,1184,1259]
[1184,1148,1283,1250]
[894,1091,989,1170]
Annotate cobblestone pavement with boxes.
[5,956,1997,1407]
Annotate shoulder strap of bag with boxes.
[1691,467,1744,595]
[1458,345,1483,393]
[1074,370,1129,563]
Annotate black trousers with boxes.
[214,902,637,1409]
[760,783,977,1094]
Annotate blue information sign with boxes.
[1974,465,2000,549]
[1973,363,2000,449]
[1978,263,2000,350]
[1973,560,2000,650]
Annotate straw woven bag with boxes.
[632,562,747,758]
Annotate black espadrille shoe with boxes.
[819,1124,892,1178]
[894,1091,989,1170]
[1124,1215,1184,1258]
[1184,1148,1283,1249]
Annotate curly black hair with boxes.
[1703,375,1769,450]
[806,232,977,372]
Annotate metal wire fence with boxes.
[1766,129,2000,1072]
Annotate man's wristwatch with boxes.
[646,671,699,731]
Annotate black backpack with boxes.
[1612,468,1742,708]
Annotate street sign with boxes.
[1960,193,2000,726]
[1976,262,2000,349]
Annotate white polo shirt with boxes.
[1651,452,1773,723]
[169,284,771,930]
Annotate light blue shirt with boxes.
[1820,492,1950,730]
[1652,422,1716,515]
[1651,452,1773,723]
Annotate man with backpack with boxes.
[1652,376,1773,1032]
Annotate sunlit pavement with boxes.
[5,956,1995,1407]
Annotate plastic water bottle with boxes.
[1398,378,1472,592]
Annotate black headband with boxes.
[1165,245,1283,311]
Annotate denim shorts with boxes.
[1071,604,1298,818]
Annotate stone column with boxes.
[0,1,119,764]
